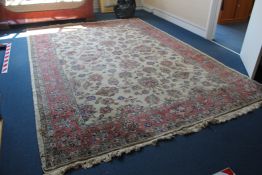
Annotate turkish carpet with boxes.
[27,19,262,175]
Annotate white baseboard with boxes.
[136,6,143,10]
[142,5,208,38]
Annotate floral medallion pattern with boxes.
[28,19,262,174]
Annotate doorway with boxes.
[254,57,262,83]
[213,0,255,53]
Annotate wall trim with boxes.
[205,0,222,40]
[136,6,143,10]
[142,4,207,38]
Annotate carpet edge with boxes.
[27,36,48,171]
[43,100,262,175]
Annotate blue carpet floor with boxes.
[215,22,248,53]
[0,10,262,175]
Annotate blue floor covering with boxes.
[215,22,248,53]
[0,10,262,175]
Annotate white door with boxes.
[240,0,262,78]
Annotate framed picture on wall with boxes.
[99,0,117,13]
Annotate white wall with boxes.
[142,0,211,28]
[84,0,216,39]
[240,0,262,78]
[142,0,215,38]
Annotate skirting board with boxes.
[142,5,208,39]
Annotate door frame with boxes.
[206,0,260,78]
[206,0,222,40]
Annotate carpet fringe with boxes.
[43,101,262,175]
